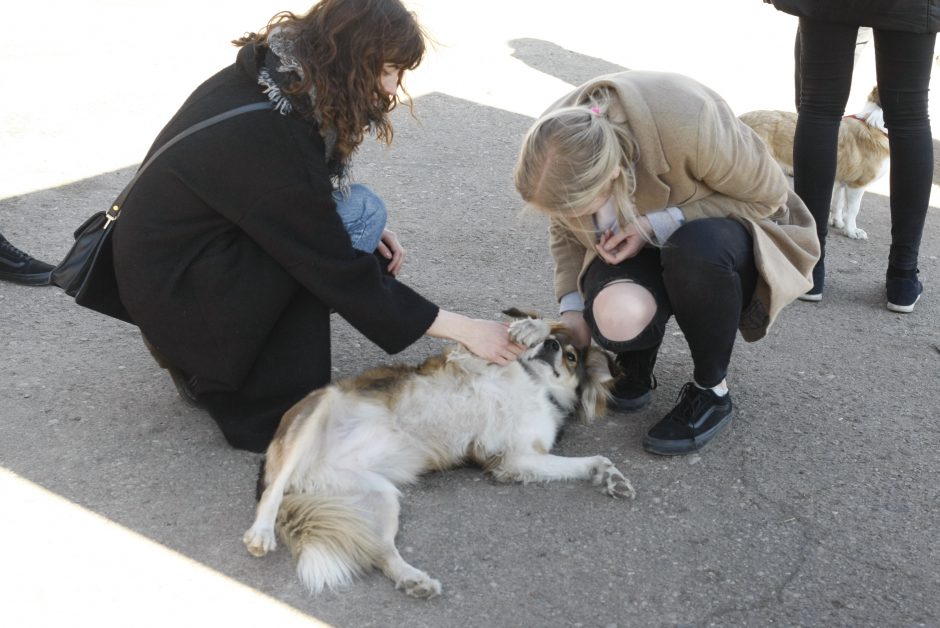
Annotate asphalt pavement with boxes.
[2,2,938,626]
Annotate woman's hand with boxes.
[561,310,592,349]
[595,217,652,265]
[426,310,525,365]
[377,229,404,276]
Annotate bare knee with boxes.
[592,282,657,342]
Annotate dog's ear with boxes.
[502,307,541,320]
[577,347,615,423]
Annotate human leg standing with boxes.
[792,18,859,299]
[872,29,937,312]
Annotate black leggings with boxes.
[794,19,936,272]
[582,218,757,388]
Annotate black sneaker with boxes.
[0,233,54,286]
[609,344,659,412]
[643,382,733,456]
[886,268,923,313]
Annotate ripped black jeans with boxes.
[582,218,757,388]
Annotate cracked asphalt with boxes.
[2,2,938,626]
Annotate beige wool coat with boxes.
[545,71,820,342]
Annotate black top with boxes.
[112,44,439,388]
[770,0,940,33]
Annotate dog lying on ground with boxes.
[243,310,634,598]
[740,87,889,240]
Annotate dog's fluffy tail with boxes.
[276,494,383,593]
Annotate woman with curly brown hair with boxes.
[111,0,523,452]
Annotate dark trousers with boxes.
[582,218,757,388]
[198,288,332,452]
[794,18,936,272]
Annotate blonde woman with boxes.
[515,71,819,455]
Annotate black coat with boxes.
[770,0,940,32]
[112,44,439,390]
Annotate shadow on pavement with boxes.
[509,38,629,87]
[2,49,939,627]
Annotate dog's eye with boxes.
[564,351,577,364]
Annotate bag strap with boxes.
[104,101,274,228]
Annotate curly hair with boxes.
[236,0,426,163]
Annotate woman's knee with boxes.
[591,281,657,343]
[333,184,388,252]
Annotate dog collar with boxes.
[843,113,888,136]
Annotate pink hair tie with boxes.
[590,106,602,116]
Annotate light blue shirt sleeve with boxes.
[559,291,585,314]
[645,207,686,244]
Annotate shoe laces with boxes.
[670,382,711,430]
[0,236,33,261]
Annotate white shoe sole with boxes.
[887,294,921,313]
[798,292,823,302]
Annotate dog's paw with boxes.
[829,215,845,229]
[601,466,636,500]
[590,457,636,499]
[508,317,550,348]
[243,526,277,557]
[844,227,868,240]
[398,573,442,599]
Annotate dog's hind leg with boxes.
[840,186,868,239]
[364,481,442,598]
[493,453,635,499]
[244,390,334,557]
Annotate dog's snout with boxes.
[544,338,560,352]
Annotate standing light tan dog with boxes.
[243,311,634,598]
[740,87,889,240]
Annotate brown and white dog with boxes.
[740,87,889,240]
[243,311,633,598]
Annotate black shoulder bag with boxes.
[51,101,273,324]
